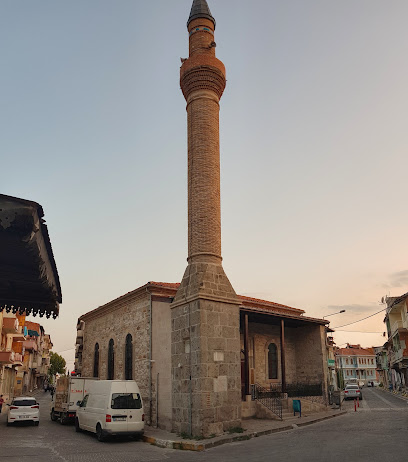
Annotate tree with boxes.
[48,352,66,381]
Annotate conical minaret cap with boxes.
[187,0,216,29]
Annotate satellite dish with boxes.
[381,296,384,304]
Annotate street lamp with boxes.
[323,310,346,319]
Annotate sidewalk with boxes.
[143,408,347,451]
[379,387,408,402]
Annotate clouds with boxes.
[388,270,408,288]
[380,270,408,290]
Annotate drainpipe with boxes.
[156,372,159,428]
[146,287,153,426]
[188,303,192,436]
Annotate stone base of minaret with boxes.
[170,261,242,437]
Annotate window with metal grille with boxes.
[93,343,99,378]
[125,334,133,380]
[268,343,278,379]
[108,339,115,380]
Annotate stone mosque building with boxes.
[75,1,329,437]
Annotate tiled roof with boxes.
[239,295,305,314]
[336,347,375,356]
[148,281,181,290]
[81,281,311,320]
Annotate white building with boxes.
[336,344,376,386]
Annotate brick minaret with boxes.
[171,0,241,437]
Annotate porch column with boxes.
[243,313,250,396]
[280,319,286,394]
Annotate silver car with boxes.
[7,397,40,426]
[344,384,362,400]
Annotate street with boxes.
[0,387,407,462]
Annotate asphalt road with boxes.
[0,387,406,462]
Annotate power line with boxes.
[334,330,384,334]
[53,348,75,354]
[333,307,387,329]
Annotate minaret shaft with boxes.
[171,1,241,438]
[187,90,221,262]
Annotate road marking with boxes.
[360,398,370,410]
[357,408,406,411]
[371,389,400,408]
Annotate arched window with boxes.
[125,334,133,380]
[268,343,278,380]
[108,339,115,380]
[93,343,99,378]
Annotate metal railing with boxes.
[251,383,283,420]
[270,382,323,398]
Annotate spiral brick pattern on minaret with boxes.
[187,89,221,261]
[171,1,241,438]
[180,17,226,263]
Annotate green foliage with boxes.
[227,426,244,434]
[48,352,66,378]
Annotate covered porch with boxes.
[239,305,329,418]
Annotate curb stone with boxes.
[142,411,347,451]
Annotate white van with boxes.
[75,380,144,442]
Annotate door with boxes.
[78,395,90,430]
[241,360,246,400]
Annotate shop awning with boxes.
[0,194,62,318]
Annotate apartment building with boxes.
[384,292,408,390]
[335,344,377,386]
[0,312,26,401]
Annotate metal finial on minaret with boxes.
[187,0,216,28]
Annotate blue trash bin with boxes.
[293,399,301,417]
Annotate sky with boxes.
[2,0,408,371]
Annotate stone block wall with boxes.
[293,324,328,392]
[171,298,241,437]
[81,292,151,416]
[151,298,173,430]
[245,322,297,387]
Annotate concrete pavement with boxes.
[0,387,406,461]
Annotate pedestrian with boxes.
[0,395,4,414]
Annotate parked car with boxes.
[6,397,40,426]
[344,384,362,400]
[367,381,379,387]
[75,380,144,442]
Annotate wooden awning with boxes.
[0,194,61,318]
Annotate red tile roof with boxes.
[81,281,312,320]
[336,347,375,356]
[148,281,181,290]
[239,295,305,314]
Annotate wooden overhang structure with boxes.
[240,298,328,397]
[0,194,61,319]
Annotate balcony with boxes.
[77,329,84,339]
[9,325,26,341]
[12,342,25,354]
[0,350,14,364]
[75,343,83,354]
[38,364,49,376]
[13,352,23,366]
[391,320,406,336]
[2,317,19,334]
[23,339,38,351]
